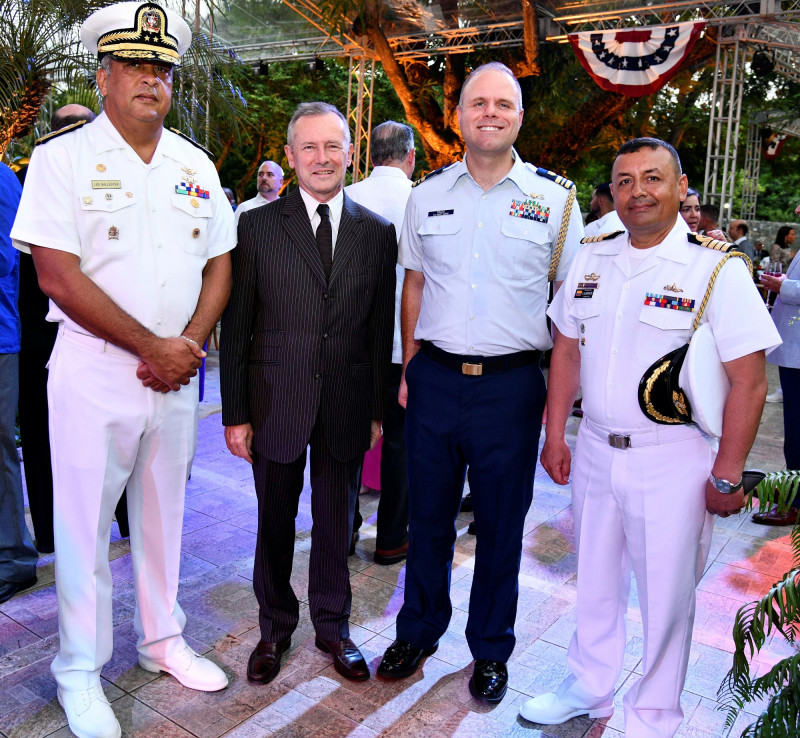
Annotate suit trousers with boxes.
[252,416,361,643]
[779,366,800,476]
[556,419,715,738]
[18,346,55,553]
[376,363,409,550]
[0,352,38,582]
[397,351,545,661]
[48,329,197,691]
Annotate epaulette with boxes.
[581,230,625,244]
[169,128,215,162]
[535,167,574,190]
[687,232,735,252]
[34,121,87,147]
[412,162,457,188]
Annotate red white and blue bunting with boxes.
[569,21,706,97]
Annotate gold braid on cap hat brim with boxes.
[97,5,179,63]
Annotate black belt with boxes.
[419,340,541,376]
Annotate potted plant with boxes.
[719,470,800,736]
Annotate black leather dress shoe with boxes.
[377,639,438,679]
[753,506,799,526]
[349,530,359,556]
[469,660,508,704]
[315,637,369,681]
[460,493,473,513]
[247,637,291,684]
[0,575,37,604]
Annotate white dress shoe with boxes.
[58,685,121,738]
[519,691,613,725]
[139,644,229,691]
[766,388,783,403]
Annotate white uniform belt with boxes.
[58,324,138,362]
[583,416,703,449]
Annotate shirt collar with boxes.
[298,186,344,224]
[448,148,524,192]
[593,215,689,260]
[368,165,410,181]
[93,110,182,165]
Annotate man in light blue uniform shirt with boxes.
[376,61,584,703]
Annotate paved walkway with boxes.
[0,354,793,738]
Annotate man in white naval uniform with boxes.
[235,160,284,225]
[344,120,415,565]
[519,138,780,736]
[11,3,235,737]
[583,182,624,239]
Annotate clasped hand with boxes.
[137,336,205,392]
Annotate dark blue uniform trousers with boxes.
[396,349,545,662]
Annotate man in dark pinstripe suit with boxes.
[220,102,396,684]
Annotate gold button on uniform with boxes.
[96,163,106,172]
[190,198,199,208]
[192,228,200,238]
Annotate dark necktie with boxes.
[316,203,333,281]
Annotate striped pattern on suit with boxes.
[221,187,396,463]
[220,186,396,642]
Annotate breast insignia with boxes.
[687,233,735,252]
[412,162,458,188]
[35,121,87,147]
[169,128,215,162]
[581,230,625,244]
[534,167,574,190]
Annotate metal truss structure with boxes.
[347,56,375,182]
[214,1,799,196]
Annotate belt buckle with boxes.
[462,362,483,376]
[608,433,631,450]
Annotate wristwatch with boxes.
[708,472,743,495]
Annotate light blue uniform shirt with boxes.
[399,151,584,356]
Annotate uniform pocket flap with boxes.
[638,305,694,330]
[79,192,136,212]
[418,214,462,237]
[500,216,549,244]
[568,301,602,320]
[171,193,212,218]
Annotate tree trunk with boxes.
[0,78,51,159]
[363,0,461,169]
[516,0,541,78]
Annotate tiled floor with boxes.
[1,355,794,737]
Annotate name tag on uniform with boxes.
[574,288,595,298]
[92,180,121,189]
[428,209,454,217]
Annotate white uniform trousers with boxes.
[556,418,715,738]
[48,328,198,691]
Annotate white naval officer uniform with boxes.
[546,216,781,736]
[583,208,625,239]
[345,165,412,364]
[235,191,270,225]
[11,111,236,692]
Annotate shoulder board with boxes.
[687,232,735,252]
[34,121,87,147]
[535,167,574,190]
[412,162,457,188]
[581,230,625,244]
[169,128,215,162]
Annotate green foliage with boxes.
[216,59,413,199]
[719,471,800,737]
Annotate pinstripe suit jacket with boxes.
[220,187,397,463]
